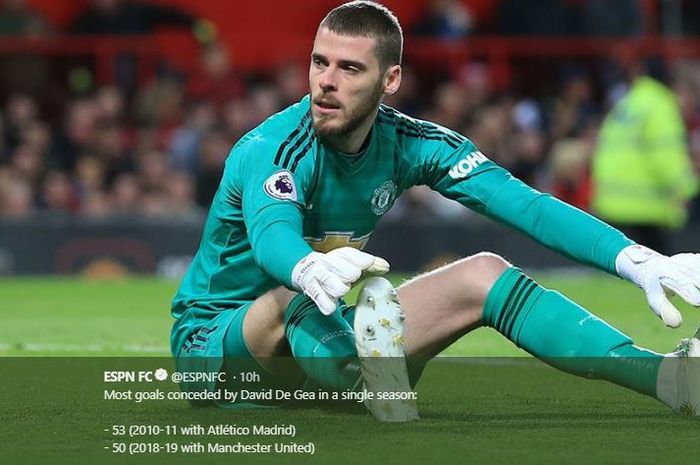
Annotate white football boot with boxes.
[656,327,700,415]
[354,277,419,422]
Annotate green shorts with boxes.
[172,296,423,408]
[171,296,356,407]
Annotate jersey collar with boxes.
[322,125,377,175]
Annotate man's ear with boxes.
[384,65,402,96]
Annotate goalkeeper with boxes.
[171,1,700,420]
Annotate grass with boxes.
[0,273,696,357]
[1,273,699,465]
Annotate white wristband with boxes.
[615,244,661,287]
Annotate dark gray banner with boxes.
[1,357,699,465]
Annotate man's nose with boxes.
[319,68,338,91]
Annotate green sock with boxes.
[483,267,662,397]
[284,294,360,390]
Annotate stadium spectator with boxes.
[221,97,256,143]
[133,74,185,147]
[672,61,700,221]
[511,98,544,133]
[673,62,700,171]
[168,99,216,173]
[248,84,283,126]
[74,155,106,204]
[421,81,468,130]
[462,102,511,166]
[679,0,700,36]
[591,57,699,253]
[497,0,578,36]
[0,174,34,217]
[95,85,127,123]
[164,170,200,218]
[40,170,78,213]
[48,98,99,172]
[581,0,643,37]
[549,138,592,211]
[137,149,168,194]
[81,190,111,217]
[0,3,697,230]
[110,172,141,214]
[274,62,308,108]
[90,117,133,185]
[70,0,197,36]
[69,0,215,95]
[135,74,185,128]
[0,1,51,97]
[20,121,51,159]
[10,141,44,188]
[3,93,39,154]
[456,61,494,117]
[0,0,48,36]
[506,128,547,188]
[75,154,112,217]
[187,42,246,106]
[547,67,599,140]
[412,0,473,39]
[194,127,230,208]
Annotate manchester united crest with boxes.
[370,180,397,215]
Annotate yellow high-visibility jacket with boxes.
[592,76,698,228]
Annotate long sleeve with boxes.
[422,143,633,274]
[244,201,312,289]
[235,134,315,288]
[467,167,632,274]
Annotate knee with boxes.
[468,252,510,279]
[461,252,510,305]
[268,287,299,319]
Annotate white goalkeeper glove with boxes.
[616,244,700,328]
[291,247,390,315]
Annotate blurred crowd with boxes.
[0,0,699,226]
[385,57,700,226]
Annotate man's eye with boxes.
[343,66,359,74]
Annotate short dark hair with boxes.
[319,1,403,68]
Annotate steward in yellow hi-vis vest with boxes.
[592,76,698,229]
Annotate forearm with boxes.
[250,219,313,289]
[483,172,633,274]
[241,179,311,287]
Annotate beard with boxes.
[312,81,384,137]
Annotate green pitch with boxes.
[1,273,699,465]
[0,272,697,356]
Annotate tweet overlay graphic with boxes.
[1,357,699,465]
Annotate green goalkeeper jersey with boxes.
[171,95,632,352]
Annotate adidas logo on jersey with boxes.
[448,151,488,179]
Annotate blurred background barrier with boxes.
[1,217,698,276]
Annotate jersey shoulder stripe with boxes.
[269,110,316,173]
[280,112,312,167]
[290,132,316,172]
[378,106,466,146]
[273,110,311,167]
[378,105,467,149]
